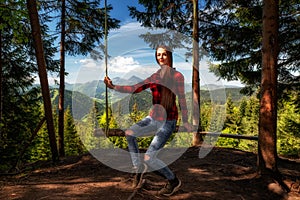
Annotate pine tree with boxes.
[64,107,84,156]
[81,102,98,150]
[258,0,281,178]
[0,0,59,169]
[27,0,59,162]
[223,96,235,129]
[277,92,300,157]
[239,97,248,118]
[199,103,212,131]
[242,96,259,136]
[128,102,147,123]
[40,0,120,156]
[203,1,299,95]
[29,116,52,161]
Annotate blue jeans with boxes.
[126,116,177,180]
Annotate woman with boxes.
[104,46,192,196]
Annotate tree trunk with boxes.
[26,0,59,162]
[258,0,279,174]
[58,0,66,157]
[192,0,202,146]
[0,28,3,139]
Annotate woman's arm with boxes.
[175,72,193,132]
[174,72,189,123]
[104,76,152,93]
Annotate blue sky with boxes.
[107,0,144,24]
[49,0,243,87]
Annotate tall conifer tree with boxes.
[41,0,120,156]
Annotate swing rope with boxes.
[104,0,109,136]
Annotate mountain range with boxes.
[62,75,242,98]
[49,76,245,120]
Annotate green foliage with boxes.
[78,103,106,150]
[242,96,259,136]
[207,104,226,132]
[224,96,235,128]
[128,102,148,123]
[0,88,43,170]
[1,86,299,171]
[100,103,151,149]
[203,1,299,94]
[129,0,193,34]
[40,0,120,58]
[90,87,299,158]
[28,121,52,162]
[239,97,248,117]
[223,96,245,135]
[215,94,259,152]
[216,137,239,149]
[108,136,128,149]
[277,91,300,157]
[64,107,84,156]
[0,0,59,170]
[99,107,118,129]
[27,109,59,162]
[199,103,212,131]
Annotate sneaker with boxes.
[132,163,148,188]
[158,176,181,196]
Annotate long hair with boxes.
[155,46,176,111]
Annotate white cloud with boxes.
[69,58,104,84]
[108,56,158,80]
[109,56,140,73]
[79,58,101,69]
[71,55,156,83]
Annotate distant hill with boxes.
[199,87,245,104]
[50,88,104,120]
[65,76,242,98]
[62,76,145,100]
[64,80,106,99]
[201,84,242,90]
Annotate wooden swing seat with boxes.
[94,127,258,141]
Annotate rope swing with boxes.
[94,0,109,137]
[104,0,109,137]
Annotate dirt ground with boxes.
[1,147,300,200]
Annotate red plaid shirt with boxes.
[115,69,189,123]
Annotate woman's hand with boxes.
[104,76,115,89]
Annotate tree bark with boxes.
[258,0,279,174]
[58,0,66,157]
[26,0,59,162]
[192,0,202,146]
[0,28,3,139]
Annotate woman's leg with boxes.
[125,116,157,168]
[143,120,182,196]
[125,116,158,188]
[144,120,177,180]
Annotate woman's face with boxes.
[156,48,170,67]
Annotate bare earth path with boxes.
[1,147,300,200]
